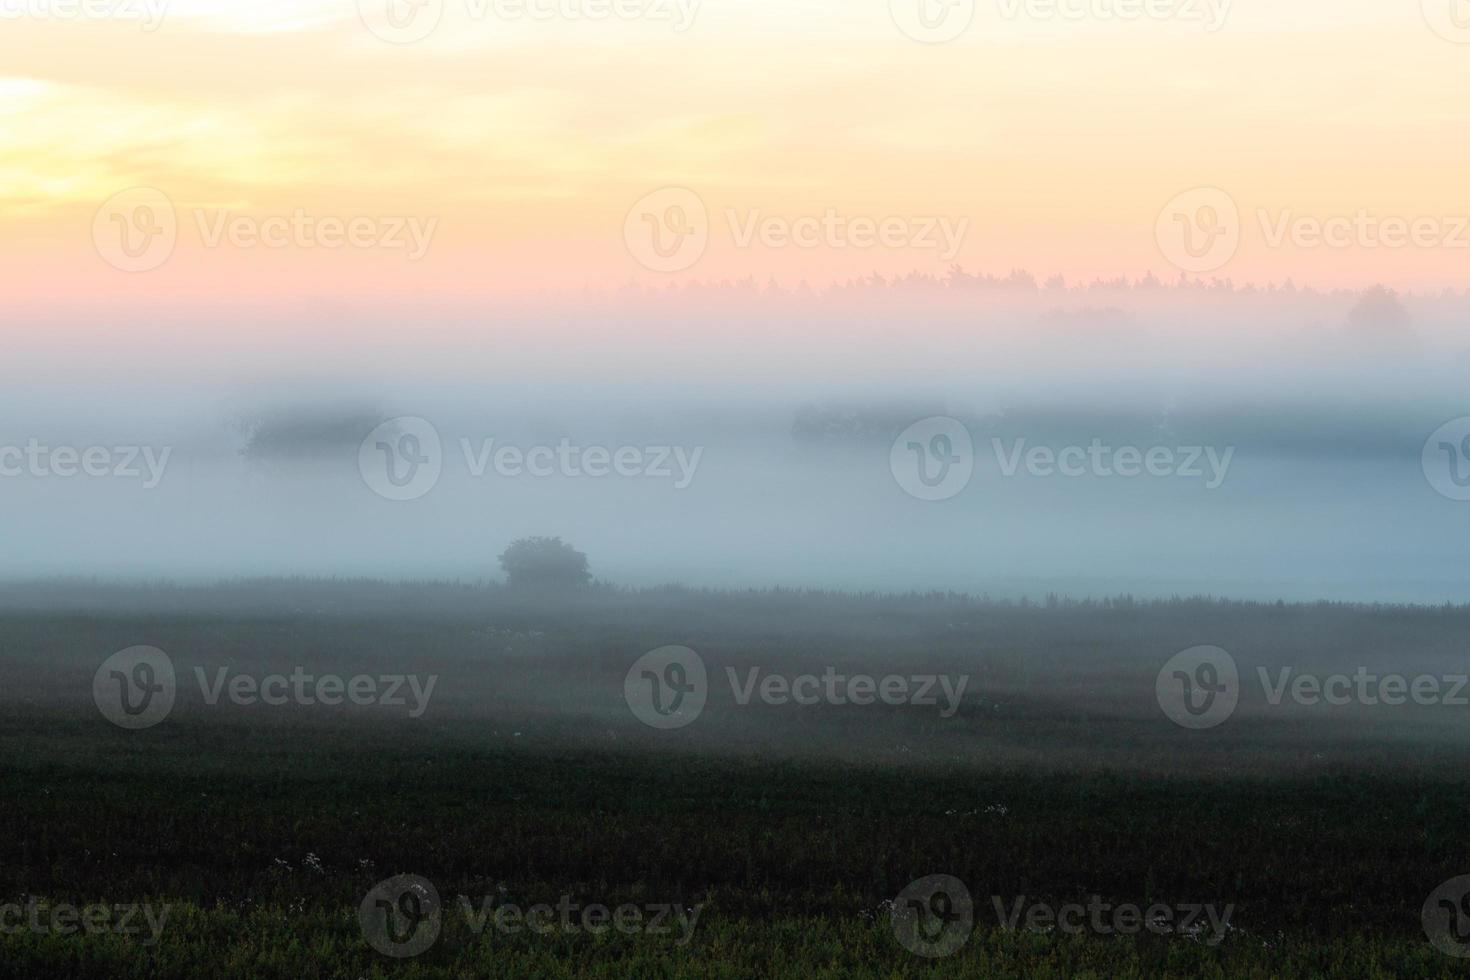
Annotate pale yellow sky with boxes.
[3,0,1469,296]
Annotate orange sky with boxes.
[3,1,1470,303]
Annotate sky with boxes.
[4,2,1470,598]
[3,0,1470,311]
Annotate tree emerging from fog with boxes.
[498,537,591,590]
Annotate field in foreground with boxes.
[3,582,1470,977]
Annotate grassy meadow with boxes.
[2,581,1469,977]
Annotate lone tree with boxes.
[1344,285,1413,347]
[498,537,591,589]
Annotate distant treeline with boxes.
[1,576,1466,619]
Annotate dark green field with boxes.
[4,582,1470,977]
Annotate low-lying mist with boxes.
[3,287,1468,601]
